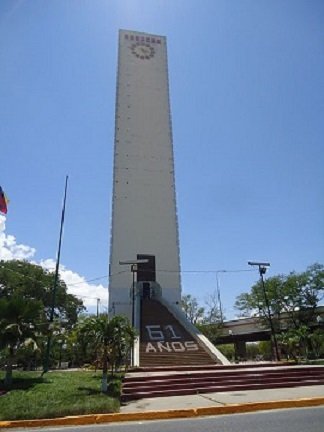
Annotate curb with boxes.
[0,397,324,429]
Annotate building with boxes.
[109,30,181,318]
[108,30,227,367]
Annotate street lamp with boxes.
[119,259,149,366]
[119,259,149,327]
[248,261,280,361]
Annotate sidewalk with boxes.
[120,384,324,413]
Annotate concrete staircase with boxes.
[122,364,324,401]
[140,299,218,367]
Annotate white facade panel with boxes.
[109,30,181,319]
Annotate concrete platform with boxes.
[120,384,324,413]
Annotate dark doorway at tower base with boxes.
[137,254,156,283]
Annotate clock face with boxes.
[131,43,155,60]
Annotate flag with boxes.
[0,186,8,214]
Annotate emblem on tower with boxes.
[130,42,155,59]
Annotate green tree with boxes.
[81,314,136,393]
[216,344,235,360]
[234,263,324,360]
[67,315,97,367]
[309,329,324,359]
[182,292,223,343]
[258,341,272,360]
[107,315,137,374]
[0,295,42,387]
[197,322,221,345]
[0,260,85,370]
[204,290,223,324]
[0,260,84,327]
[181,294,205,324]
[235,275,283,320]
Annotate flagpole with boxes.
[43,175,69,375]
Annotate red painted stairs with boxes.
[140,299,220,366]
[122,364,324,401]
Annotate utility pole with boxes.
[216,271,224,323]
[248,261,280,361]
[43,176,69,375]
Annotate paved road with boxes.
[11,407,324,432]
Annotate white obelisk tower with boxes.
[109,30,181,320]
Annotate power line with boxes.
[67,275,109,286]
[0,264,110,287]
[68,269,256,286]
[158,269,256,274]
[0,264,257,289]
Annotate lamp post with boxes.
[248,261,280,361]
[119,259,149,366]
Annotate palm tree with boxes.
[0,295,42,387]
[90,315,111,392]
[71,315,98,367]
[108,315,137,374]
[81,314,136,392]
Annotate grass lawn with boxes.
[0,370,121,421]
[305,359,324,365]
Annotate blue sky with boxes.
[1,0,323,317]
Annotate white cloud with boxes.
[0,215,108,310]
[40,259,108,310]
[0,215,35,260]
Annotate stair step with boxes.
[130,362,292,373]
[122,378,324,401]
[123,372,324,390]
[123,375,324,393]
[122,364,324,401]
[124,366,324,383]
